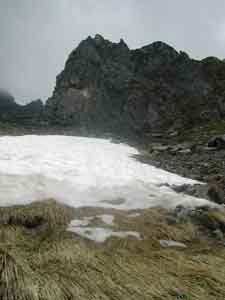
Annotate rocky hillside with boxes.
[0,90,44,125]
[45,34,225,136]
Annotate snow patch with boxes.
[68,226,141,243]
[98,214,114,225]
[128,213,141,218]
[160,240,187,248]
[0,135,213,209]
[69,219,90,227]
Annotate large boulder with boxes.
[208,135,225,150]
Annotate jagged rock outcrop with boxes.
[45,35,225,136]
[0,90,44,125]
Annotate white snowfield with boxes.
[0,135,213,209]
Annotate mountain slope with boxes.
[45,35,225,136]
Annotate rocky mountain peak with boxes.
[142,41,178,53]
[45,36,225,136]
[70,35,130,61]
[93,34,105,44]
[130,41,179,65]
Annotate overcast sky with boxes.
[1,0,225,103]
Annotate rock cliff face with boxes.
[45,35,225,135]
[0,90,44,125]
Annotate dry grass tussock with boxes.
[0,200,225,299]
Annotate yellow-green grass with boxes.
[0,200,225,300]
[179,120,225,144]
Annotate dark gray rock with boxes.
[177,149,191,154]
[168,131,179,137]
[207,184,225,205]
[198,210,225,233]
[171,184,208,199]
[201,146,217,152]
[208,135,225,150]
[213,229,224,240]
[150,145,171,152]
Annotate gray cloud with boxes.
[1,0,225,103]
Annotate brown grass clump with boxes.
[0,199,74,229]
[0,201,225,299]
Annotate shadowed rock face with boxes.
[44,35,225,135]
[0,90,44,125]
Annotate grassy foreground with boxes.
[0,200,225,300]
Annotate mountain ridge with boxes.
[0,89,44,125]
[45,34,225,136]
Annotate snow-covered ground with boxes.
[0,135,212,209]
[68,225,141,243]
